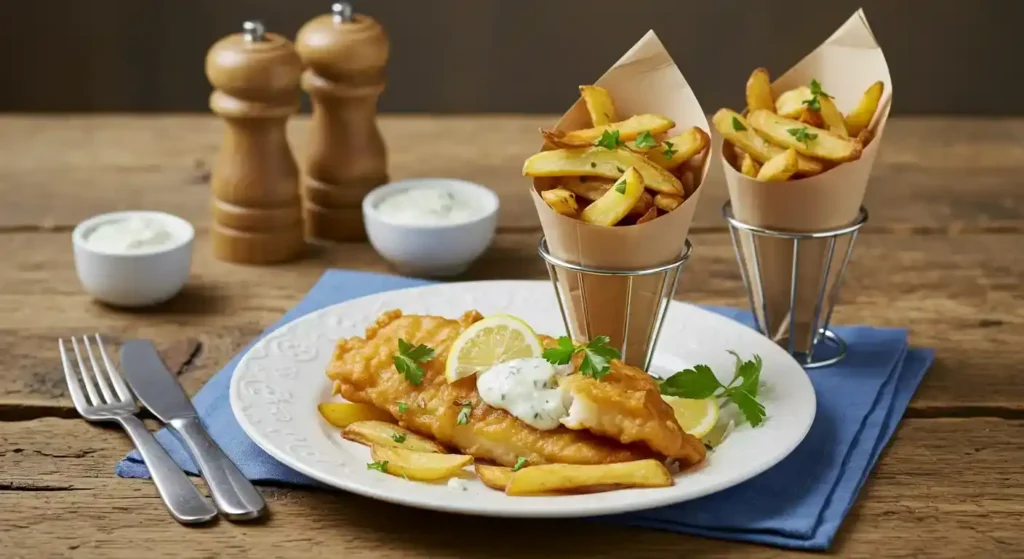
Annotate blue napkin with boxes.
[117,269,933,551]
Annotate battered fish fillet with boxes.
[327,310,651,468]
[545,336,707,468]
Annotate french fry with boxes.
[775,86,813,118]
[845,81,884,136]
[653,193,683,212]
[856,127,875,147]
[559,178,653,217]
[712,109,824,175]
[644,127,710,169]
[739,152,761,178]
[504,459,673,496]
[580,167,644,226]
[817,94,848,137]
[523,147,684,195]
[679,169,696,197]
[475,464,514,491]
[540,114,675,148]
[540,187,579,217]
[798,108,824,128]
[636,207,659,224]
[579,85,616,126]
[755,148,798,182]
[747,110,862,163]
[369,445,472,481]
[343,421,445,453]
[745,68,775,113]
[318,402,393,428]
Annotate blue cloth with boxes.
[117,270,934,551]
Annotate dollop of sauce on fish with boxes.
[476,357,572,430]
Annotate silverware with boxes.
[59,335,218,525]
[120,339,267,521]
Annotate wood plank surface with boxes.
[0,116,1022,233]
[1,230,1021,412]
[1,417,1019,558]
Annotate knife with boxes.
[121,339,266,521]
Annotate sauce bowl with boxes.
[363,178,499,277]
[72,210,195,307]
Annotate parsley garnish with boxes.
[393,339,434,386]
[801,79,831,112]
[590,161,597,168]
[367,460,389,473]
[613,176,627,194]
[595,129,624,150]
[659,352,766,427]
[456,400,472,425]
[662,140,678,160]
[787,127,818,146]
[615,165,625,173]
[512,457,528,472]
[634,130,657,149]
[542,335,620,380]
[396,401,408,413]
[391,432,407,444]
[732,116,746,131]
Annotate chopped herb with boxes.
[512,457,528,471]
[732,116,747,131]
[615,165,626,173]
[787,126,818,146]
[402,473,409,480]
[614,176,627,194]
[542,335,620,380]
[659,351,767,427]
[661,140,678,160]
[396,401,408,413]
[456,400,473,425]
[393,338,435,386]
[704,442,715,452]
[810,78,831,99]
[367,460,389,473]
[595,129,624,150]
[634,130,657,149]
[589,162,597,169]
[391,432,407,444]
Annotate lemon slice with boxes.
[662,395,719,439]
[445,315,543,383]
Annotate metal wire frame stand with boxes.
[722,201,869,369]
[537,238,693,372]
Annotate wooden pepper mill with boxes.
[205,20,306,264]
[296,2,390,242]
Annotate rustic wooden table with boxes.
[1,115,1021,558]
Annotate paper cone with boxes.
[530,31,712,369]
[722,9,892,354]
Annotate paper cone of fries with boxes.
[527,30,712,370]
[721,9,892,355]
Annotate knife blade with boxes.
[121,339,266,521]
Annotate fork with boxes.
[59,334,218,525]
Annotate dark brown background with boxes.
[0,0,1016,114]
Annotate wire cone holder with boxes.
[538,237,693,372]
[722,201,869,369]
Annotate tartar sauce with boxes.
[376,187,479,226]
[476,357,572,430]
[447,478,470,492]
[86,216,177,253]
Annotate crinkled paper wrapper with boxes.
[530,30,711,369]
[722,9,893,353]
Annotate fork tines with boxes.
[60,334,135,411]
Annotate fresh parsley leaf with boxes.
[732,116,747,131]
[579,335,620,379]
[634,130,657,149]
[512,457,528,472]
[809,78,831,99]
[542,336,576,365]
[730,388,766,427]
[738,354,763,398]
[595,129,624,150]
[614,176,627,194]
[590,161,597,168]
[616,165,626,173]
[456,401,472,425]
[396,401,408,413]
[393,338,435,386]
[659,364,722,399]
[787,127,817,145]
[801,95,821,112]
[662,140,678,160]
[391,432,407,444]
[367,460,389,473]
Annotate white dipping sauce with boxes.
[447,478,470,492]
[476,357,572,430]
[86,216,177,253]
[375,187,480,226]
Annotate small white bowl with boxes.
[363,178,499,277]
[72,211,195,307]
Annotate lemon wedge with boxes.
[662,395,719,439]
[445,314,543,383]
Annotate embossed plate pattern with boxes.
[230,280,815,518]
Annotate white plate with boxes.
[230,281,815,518]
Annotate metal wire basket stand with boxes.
[537,237,693,372]
[722,201,869,369]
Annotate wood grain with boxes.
[1,230,1021,412]
[0,116,1022,233]
[1,417,1019,558]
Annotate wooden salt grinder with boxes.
[205,20,306,264]
[296,2,390,242]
